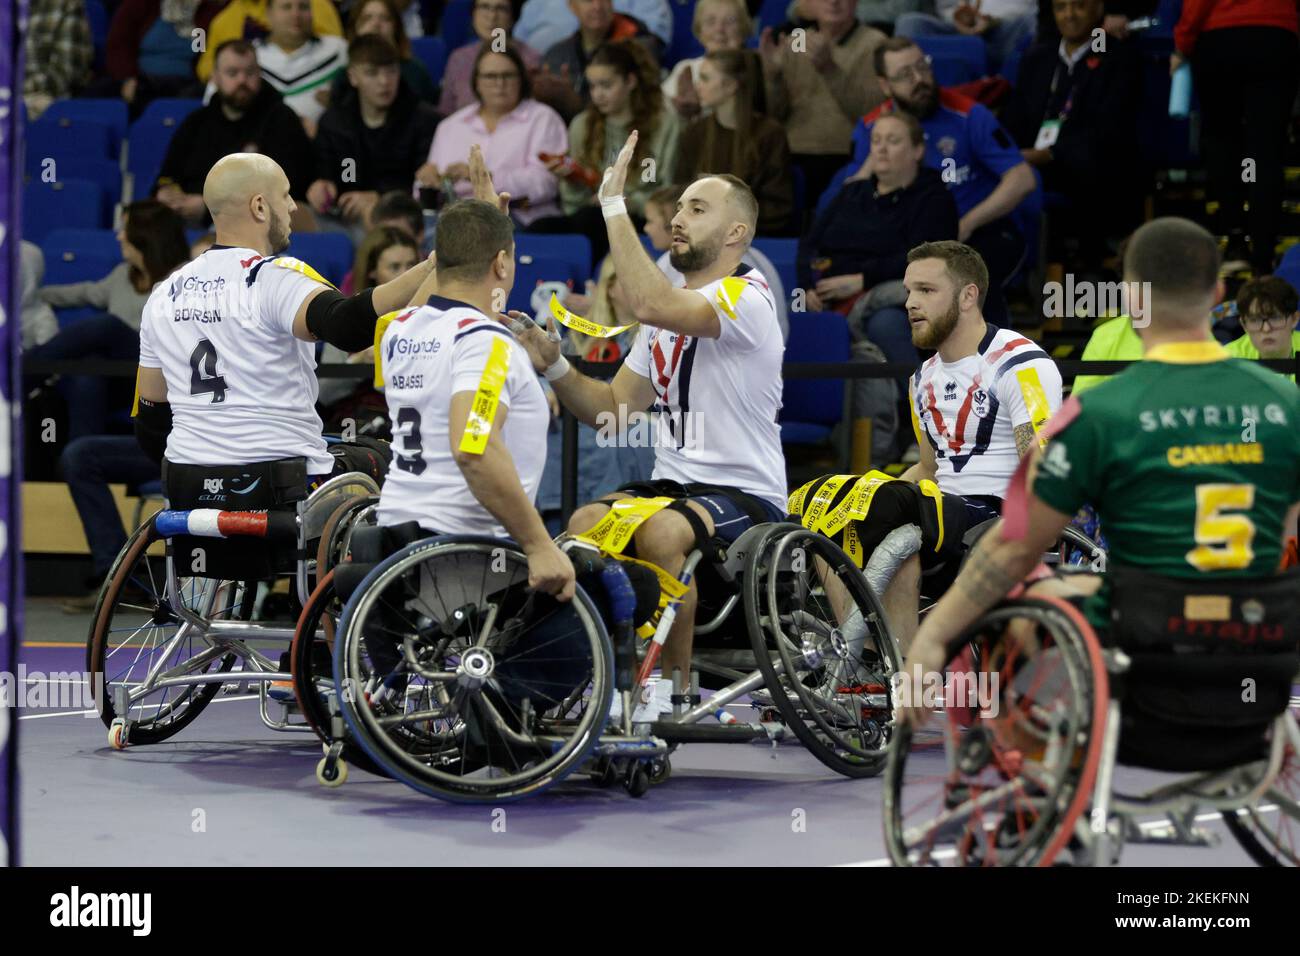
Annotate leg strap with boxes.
[667,499,712,554]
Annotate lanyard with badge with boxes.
[1034,61,1077,151]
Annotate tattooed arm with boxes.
[1013,422,1038,458]
[898,491,1073,724]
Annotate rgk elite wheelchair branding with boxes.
[203,479,223,495]
[49,886,151,936]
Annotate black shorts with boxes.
[599,478,785,555]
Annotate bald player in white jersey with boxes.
[133,152,437,483]
[516,132,788,691]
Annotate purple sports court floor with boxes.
[15,597,1269,866]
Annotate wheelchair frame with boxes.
[88,471,382,749]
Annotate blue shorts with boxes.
[606,479,785,548]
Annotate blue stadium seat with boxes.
[752,237,798,293]
[1276,246,1300,297]
[41,228,123,287]
[515,232,593,282]
[127,98,202,196]
[23,179,108,242]
[927,52,973,87]
[26,114,115,162]
[1000,30,1033,84]
[410,36,448,84]
[285,232,355,286]
[509,254,583,314]
[39,98,128,154]
[25,155,123,211]
[780,311,848,446]
[914,35,988,79]
[665,0,703,68]
[439,0,473,50]
[757,0,790,33]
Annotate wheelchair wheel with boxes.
[86,519,250,744]
[745,524,902,778]
[315,494,378,580]
[883,597,1108,866]
[1222,732,1300,866]
[289,569,387,779]
[334,536,613,803]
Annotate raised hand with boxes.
[597,130,639,207]
[469,144,511,213]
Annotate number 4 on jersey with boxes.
[189,339,228,404]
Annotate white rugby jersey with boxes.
[623,264,787,510]
[138,245,335,474]
[255,36,347,122]
[376,296,550,536]
[910,325,1062,498]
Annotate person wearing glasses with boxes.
[820,36,1037,326]
[439,0,542,115]
[1226,276,1300,380]
[418,43,569,226]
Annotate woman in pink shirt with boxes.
[438,0,541,115]
[417,42,568,225]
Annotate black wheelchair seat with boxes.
[1108,566,1300,772]
[161,457,309,580]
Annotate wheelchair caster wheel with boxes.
[624,764,650,798]
[316,755,348,787]
[647,757,671,785]
[108,720,129,750]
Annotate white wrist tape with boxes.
[600,195,628,220]
[543,355,571,381]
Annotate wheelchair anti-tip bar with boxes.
[152,509,299,541]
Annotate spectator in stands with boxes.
[330,0,439,104]
[394,0,427,37]
[532,39,679,263]
[798,111,957,351]
[1035,0,1157,43]
[661,0,752,121]
[197,0,343,82]
[858,0,926,33]
[676,49,794,235]
[827,37,1037,324]
[153,40,316,225]
[319,225,420,422]
[20,242,59,351]
[895,0,1038,74]
[29,201,190,441]
[757,0,887,213]
[369,189,433,255]
[1173,0,1299,275]
[104,0,221,117]
[23,0,93,120]
[534,0,664,119]
[1226,276,1300,374]
[255,0,349,137]
[518,0,671,62]
[1000,0,1141,275]
[418,44,568,226]
[440,0,542,115]
[58,435,162,612]
[309,36,441,238]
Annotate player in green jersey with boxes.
[899,217,1300,724]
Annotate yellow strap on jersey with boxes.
[271,256,337,291]
[131,368,142,417]
[371,310,405,388]
[574,496,674,555]
[619,554,690,639]
[713,276,750,321]
[820,470,895,536]
[909,384,926,448]
[1015,366,1052,446]
[799,474,856,533]
[548,292,633,339]
[918,479,945,553]
[457,336,511,455]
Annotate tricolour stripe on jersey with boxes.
[453,323,515,343]
[948,373,983,454]
[983,335,1034,365]
[991,348,1052,384]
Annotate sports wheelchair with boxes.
[86,455,382,749]
[288,515,904,800]
[883,567,1300,866]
